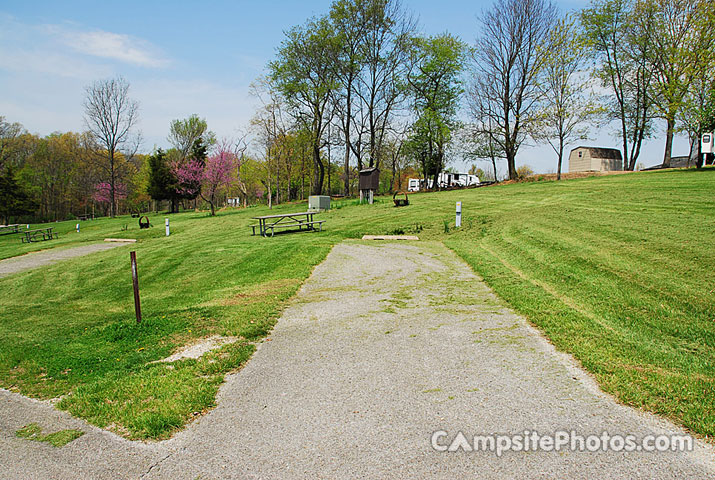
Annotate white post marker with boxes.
[76,223,80,233]
[165,218,170,237]
[456,201,462,228]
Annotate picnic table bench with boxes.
[0,224,23,235]
[251,212,325,237]
[21,227,58,243]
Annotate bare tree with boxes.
[83,76,139,217]
[470,0,557,180]
[532,16,599,179]
[356,0,415,169]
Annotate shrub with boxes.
[516,165,534,180]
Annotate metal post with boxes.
[456,201,462,228]
[130,251,142,323]
[165,218,170,236]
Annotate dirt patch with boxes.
[158,336,240,362]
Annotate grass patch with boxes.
[16,423,84,447]
[1,167,714,440]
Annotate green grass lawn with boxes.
[1,167,713,441]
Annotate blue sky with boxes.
[0,0,687,173]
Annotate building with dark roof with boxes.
[568,146,623,172]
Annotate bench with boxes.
[263,220,325,237]
[0,224,23,235]
[21,228,57,243]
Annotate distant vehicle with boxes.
[407,172,480,192]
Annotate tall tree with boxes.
[329,0,369,195]
[0,164,37,224]
[270,15,340,195]
[680,73,715,167]
[201,150,236,216]
[147,148,177,210]
[533,16,599,179]
[83,76,140,217]
[167,114,216,160]
[355,0,415,169]
[470,0,558,180]
[407,34,466,189]
[581,0,654,171]
[0,116,26,171]
[634,0,715,167]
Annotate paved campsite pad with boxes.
[1,241,713,478]
[0,242,134,278]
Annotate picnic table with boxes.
[251,212,325,237]
[21,227,58,243]
[0,224,23,236]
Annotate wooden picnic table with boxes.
[21,227,58,243]
[0,224,23,235]
[251,212,325,237]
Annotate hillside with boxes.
[1,167,713,440]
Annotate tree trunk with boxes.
[663,117,675,168]
[557,137,564,181]
[312,141,324,196]
[109,148,116,218]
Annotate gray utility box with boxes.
[308,195,331,212]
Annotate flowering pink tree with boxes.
[172,159,204,199]
[93,182,127,215]
[201,150,235,216]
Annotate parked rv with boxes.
[407,172,479,192]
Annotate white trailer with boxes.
[407,172,479,192]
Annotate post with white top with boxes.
[455,201,462,228]
[165,218,170,237]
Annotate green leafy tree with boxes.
[680,74,715,167]
[634,0,715,167]
[0,165,38,224]
[407,34,466,189]
[0,116,26,171]
[167,114,216,161]
[329,0,369,194]
[270,15,340,195]
[147,148,178,211]
[581,0,655,171]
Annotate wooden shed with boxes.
[568,147,623,172]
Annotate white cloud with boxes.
[53,28,170,68]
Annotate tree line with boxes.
[1,0,713,223]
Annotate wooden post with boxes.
[130,251,142,323]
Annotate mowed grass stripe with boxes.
[2,167,714,440]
